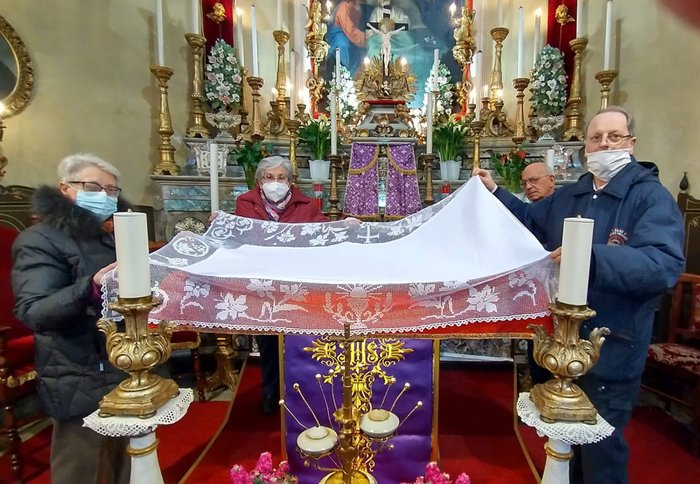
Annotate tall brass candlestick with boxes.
[470,120,486,170]
[273,30,290,120]
[562,38,588,141]
[287,119,301,181]
[150,66,179,175]
[421,154,435,205]
[512,77,530,145]
[243,76,265,142]
[488,27,509,111]
[185,33,210,138]
[594,70,618,109]
[328,154,342,220]
[238,67,250,132]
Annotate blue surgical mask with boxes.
[75,191,118,221]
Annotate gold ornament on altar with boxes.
[356,57,415,103]
[555,4,575,26]
[207,2,227,24]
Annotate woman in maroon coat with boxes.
[235,156,328,413]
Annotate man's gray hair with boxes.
[255,156,292,181]
[586,105,636,136]
[57,153,121,183]
[526,161,554,176]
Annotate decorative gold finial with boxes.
[555,4,574,26]
[207,2,226,24]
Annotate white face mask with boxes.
[585,148,632,182]
[262,181,290,202]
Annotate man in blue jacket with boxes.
[473,106,684,483]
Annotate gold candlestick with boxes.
[529,301,609,424]
[562,38,588,141]
[287,119,301,181]
[238,67,250,132]
[488,27,509,111]
[512,77,530,145]
[273,30,290,119]
[184,33,210,138]
[594,69,618,110]
[470,119,486,170]
[97,296,179,418]
[328,154,342,221]
[150,66,179,175]
[421,153,435,206]
[242,76,265,142]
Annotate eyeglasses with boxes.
[585,133,633,146]
[68,181,122,197]
[520,175,551,188]
[261,174,289,183]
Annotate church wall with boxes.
[1,0,698,204]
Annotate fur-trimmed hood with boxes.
[32,185,131,240]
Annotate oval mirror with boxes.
[0,15,33,117]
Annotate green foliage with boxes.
[530,45,567,116]
[298,116,331,161]
[229,140,271,189]
[433,120,468,162]
[489,147,528,193]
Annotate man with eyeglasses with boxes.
[11,153,131,483]
[473,106,684,483]
[521,161,555,202]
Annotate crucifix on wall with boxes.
[367,1,408,77]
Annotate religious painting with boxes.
[324,0,462,108]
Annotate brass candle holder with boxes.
[562,38,588,141]
[421,153,435,205]
[594,69,618,110]
[528,301,610,424]
[470,119,486,170]
[238,67,250,133]
[184,33,210,139]
[273,30,290,117]
[488,27,509,111]
[242,76,265,142]
[512,77,530,145]
[328,154,343,220]
[287,118,301,181]
[150,66,179,175]
[97,295,179,418]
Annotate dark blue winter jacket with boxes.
[494,159,684,383]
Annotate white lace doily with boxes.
[83,388,194,437]
[516,392,614,445]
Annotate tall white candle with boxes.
[236,8,245,66]
[251,5,259,76]
[190,0,200,34]
[432,48,439,90]
[516,6,525,78]
[482,84,488,99]
[334,48,341,87]
[289,50,296,118]
[330,93,338,156]
[426,93,434,154]
[576,0,584,38]
[603,0,613,70]
[210,142,220,212]
[155,0,165,65]
[545,149,555,171]
[558,217,595,305]
[114,212,151,299]
[533,9,541,66]
[277,0,283,30]
[497,0,503,26]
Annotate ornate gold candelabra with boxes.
[470,119,486,170]
[512,77,530,145]
[528,301,610,424]
[238,67,250,132]
[421,153,435,205]
[265,30,290,136]
[295,103,311,124]
[150,66,179,175]
[304,0,329,112]
[184,33,210,138]
[562,38,588,141]
[594,70,618,109]
[328,154,343,220]
[451,5,476,113]
[97,296,179,418]
[287,119,301,181]
[242,76,265,142]
[488,28,508,111]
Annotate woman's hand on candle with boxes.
[471,168,496,192]
[93,261,118,287]
[549,247,562,264]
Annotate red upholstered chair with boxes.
[646,273,700,455]
[0,184,38,482]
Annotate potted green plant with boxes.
[489,147,528,193]
[229,140,270,189]
[298,116,332,180]
[433,120,468,180]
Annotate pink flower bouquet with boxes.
[402,461,470,484]
[229,452,297,484]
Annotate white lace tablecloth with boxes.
[83,388,194,437]
[516,392,614,445]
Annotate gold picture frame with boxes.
[0,14,34,117]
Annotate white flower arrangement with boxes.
[331,64,359,122]
[423,62,454,116]
[529,45,568,116]
[205,39,243,112]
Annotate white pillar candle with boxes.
[545,148,555,171]
[558,217,595,306]
[497,0,503,26]
[251,5,259,76]
[210,142,220,212]
[603,0,613,70]
[482,84,488,99]
[289,49,296,118]
[236,8,245,66]
[277,0,283,30]
[330,93,338,155]
[426,92,434,154]
[155,0,165,66]
[516,6,525,78]
[575,0,584,38]
[114,212,151,299]
[432,48,439,89]
[533,9,541,66]
[334,48,341,87]
[190,0,200,34]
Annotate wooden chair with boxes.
[0,184,37,482]
[646,273,700,455]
